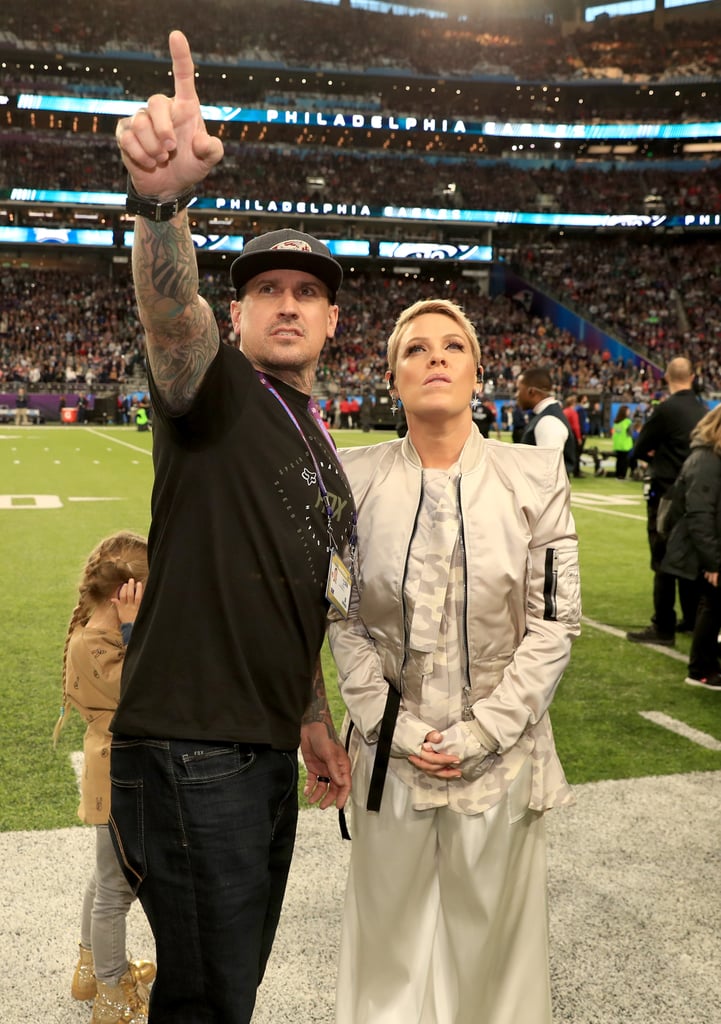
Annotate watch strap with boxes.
[126,175,196,222]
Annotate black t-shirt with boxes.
[112,343,355,750]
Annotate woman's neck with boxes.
[406,414,473,469]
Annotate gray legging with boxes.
[79,825,136,984]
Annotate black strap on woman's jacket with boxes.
[338,721,354,841]
[367,681,401,811]
[337,679,402,840]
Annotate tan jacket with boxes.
[64,626,126,824]
[329,429,581,812]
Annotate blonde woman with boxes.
[54,532,155,1024]
[329,298,581,1024]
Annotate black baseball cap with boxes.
[230,228,343,300]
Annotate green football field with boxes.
[2,424,720,833]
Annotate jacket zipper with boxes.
[457,475,474,719]
[398,477,425,694]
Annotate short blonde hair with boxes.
[386,298,481,378]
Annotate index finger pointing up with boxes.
[169,30,198,102]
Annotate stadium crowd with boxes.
[3,134,721,219]
[4,0,721,85]
[0,267,145,389]
[514,238,721,386]
[1,260,717,401]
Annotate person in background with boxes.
[111,31,354,1024]
[516,367,577,477]
[329,298,581,1024]
[14,386,29,425]
[135,395,151,432]
[574,395,590,474]
[510,401,528,443]
[588,400,604,438]
[576,395,590,441]
[117,393,131,425]
[661,405,721,690]
[53,532,156,1024]
[359,387,373,432]
[611,404,634,479]
[627,357,704,646]
[471,395,497,438]
[77,393,88,424]
[563,394,583,477]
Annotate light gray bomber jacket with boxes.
[329,428,582,811]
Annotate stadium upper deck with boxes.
[2,0,720,375]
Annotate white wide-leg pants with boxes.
[335,749,552,1024]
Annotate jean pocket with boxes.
[175,743,256,784]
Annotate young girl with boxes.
[54,531,155,1024]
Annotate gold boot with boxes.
[90,967,149,1024]
[71,943,96,1001]
[127,957,156,987]
[71,946,155,1003]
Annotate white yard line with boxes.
[573,506,647,522]
[581,615,688,662]
[84,426,152,456]
[639,711,721,751]
[582,618,721,751]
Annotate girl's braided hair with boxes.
[52,531,148,746]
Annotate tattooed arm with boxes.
[131,217,219,412]
[299,657,351,810]
[116,30,224,412]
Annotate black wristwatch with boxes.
[125,174,196,222]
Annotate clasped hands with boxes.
[408,721,493,780]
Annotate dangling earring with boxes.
[471,366,484,410]
[386,373,397,415]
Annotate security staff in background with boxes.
[626,356,705,647]
[516,366,577,477]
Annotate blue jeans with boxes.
[109,737,298,1023]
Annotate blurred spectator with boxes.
[611,404,634,479]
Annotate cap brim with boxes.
[230,251,342,297]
